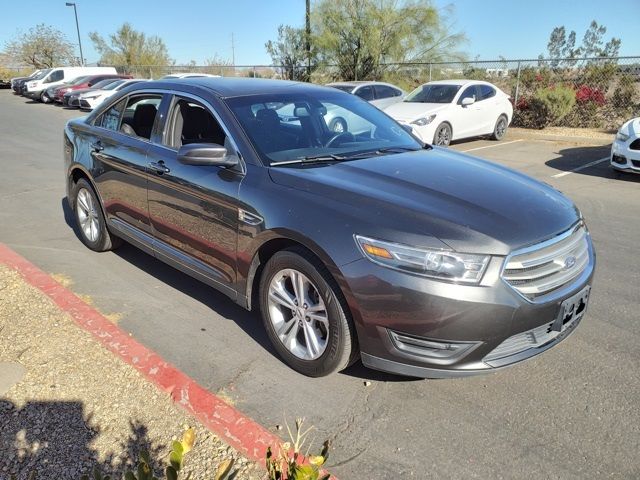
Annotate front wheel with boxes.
[259,249,357,377]
[71,178,121,252]
[40,91,49,103]
[433,122,452,146]
[491,115,508,140]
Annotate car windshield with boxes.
[329,85,356,93]
[68,76,91,85]
[225,90,421,166]
[404,84,461,104]
[91,79,119,89]
[103,80,126,90]
[32,69,51,80]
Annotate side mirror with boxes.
[461,97,475,106]
[177,143,237,167]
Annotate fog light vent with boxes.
[388,330,479,361]
[612,154,627,165]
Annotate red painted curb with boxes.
[0,243,286,467]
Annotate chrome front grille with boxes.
[502,224,590,300]
[483,321,555,362]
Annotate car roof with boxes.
[327,81,398,88]
[423,79,493,87]
[127,77,332,98]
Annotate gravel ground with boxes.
[0,265,265,480]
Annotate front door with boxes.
[146,94,243,296]
[90,94,163,240]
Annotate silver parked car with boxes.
[325,81,405,132]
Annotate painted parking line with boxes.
[460,139,523,153]
[551,157,610,178]
[0,243,335,476]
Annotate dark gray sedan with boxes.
[63,78,595,378]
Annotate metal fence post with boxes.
[514,61,521,108]
[429,63,432,82]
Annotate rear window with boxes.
[374,85,402,99]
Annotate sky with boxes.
[0,0,638,66]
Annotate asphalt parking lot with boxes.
[1,92,638,479]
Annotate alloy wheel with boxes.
[267,268,329,360]
[76,188,100,243]
[435,125,451,146]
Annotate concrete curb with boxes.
[0,243,293,471]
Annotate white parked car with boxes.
[78,79,149,110]
[384,80,513,146]
[326,81,405,132]
[611,117,640,174]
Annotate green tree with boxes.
[541,21,621,67]
[4,24,76,68]
[312,0,465,80]
[265,25,313,81]
[89,23,171,73]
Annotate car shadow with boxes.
[546,144,640,183]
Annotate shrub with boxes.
[514,85,575,129]
[575,85,606,105]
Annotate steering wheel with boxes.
[324,132,355,148]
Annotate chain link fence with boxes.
[108,56,640,129]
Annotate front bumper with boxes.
[611,139,640,173]
[341,237,595,378]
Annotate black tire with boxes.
[71,178,121,252]
[491,114,508,140]
[433,122,452,146]
[329,117,348,133]
[259,248,357,377]
[40,91,48,103]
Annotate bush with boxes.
[514,85,576,129]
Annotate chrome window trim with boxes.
[500,221,594,304]
[90,88,245,167]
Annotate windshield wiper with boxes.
[270,153,346,166]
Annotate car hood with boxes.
[68,87,97,96]
[384,102,449,122]
[268,149,580,255]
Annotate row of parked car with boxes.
[9,66,515,146]
[9,67,152,110]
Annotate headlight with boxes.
[411,114,436,127]
[616,131,630,142]
[355,235,490,284]
[83,94,102,100]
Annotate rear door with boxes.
[146,93,244,297]
[89,93,165,246]
[372,85,403,109]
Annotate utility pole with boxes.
[65,2,84,66]
[305,0,311,81]
[231,33,235,67]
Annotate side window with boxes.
[45,70,64,83]
[120,95,162,140]
[164,97,226,149]
[96,98,126,131]
[478,85,496,101]
[374,85,398,99]
[458,85,478,104]
[355,86,374,101]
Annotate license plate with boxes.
[552,286,590,332]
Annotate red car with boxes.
[52,74,131,103]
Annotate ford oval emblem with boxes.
[564,256,577,270]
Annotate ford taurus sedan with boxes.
[64,78,595,378]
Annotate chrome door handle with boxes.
[148,161,170,175]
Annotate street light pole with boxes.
[65,2,84,66]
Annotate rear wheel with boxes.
[259,248,357,377]
[71,178,121,252]
[433,122,452,146]
[40,91,49,103]
[491,115,508,140]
